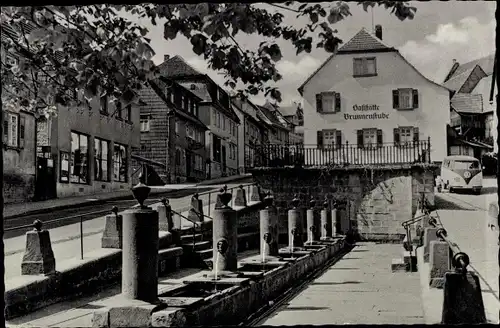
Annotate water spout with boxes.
[214,251,219,281]
[262,243,266,263]
[290,233,294,259]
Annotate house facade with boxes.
[258,103,291,144]
[158,55,241,179]
[277,102,304,145]
[136,77,208,184]
[231,95,269,172]
[443,54,495,157]
[298,26,450,164]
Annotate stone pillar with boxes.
[331,203,338,236]
[429,240,452,288]
[121,182,159,303]
[212,189,238,273]
[321,199,332,240]
[188,193,204,223]
[21,220,56,275]
[288,195,303,249]
[260,192,279,258]
[423,227,439,263]
[234,185,247,207]
[101,206,123,249]
[249,184,262,202]
[157,198,174,232]
[306,198,318,243]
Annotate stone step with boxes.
[180,233,203,243]
[197,248,214,260]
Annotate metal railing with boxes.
[246,138,431,168]
[171,208,203,250]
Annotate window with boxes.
[167,88,174,103]
[140,116,150,132]
[315,92,341,113]
[186,125,195,139]
[175,148,181,166]
[100,96,108,114]
[94,138,109,181]
[213,135,222,162]
[175,120,180,134]
[113,143,127,182]
[223,117,226,131]
[393,89,419,110]
[70,131,89,184]
[394,127,419,146]
[124,105,131,121]
[4,113,19,147]
[60,151,70,183]
[356,129,382,149]
[212,109,216,125]
[115,102,122,120]
[194,154,204,171]
[217,112,222,128]
[363,129,377,146]
[194,103,199,117]
[353,57,377,77]
[195,129,203,143]
[181,94,185,109]
[323,130,337,148]
[454,160,480,170]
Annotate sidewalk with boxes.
[3,174,251,219]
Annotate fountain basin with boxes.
[159,281,235,298]
[238,261,285,273]
[278,247,314,258]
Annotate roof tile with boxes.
[451,93,484,114]
[157,55,201,77]
[450,54,494,78]
[337,28,392,53]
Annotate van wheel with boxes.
[449,188,454,193]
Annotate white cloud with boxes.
[276,56,322,80]
[399,17,495,83]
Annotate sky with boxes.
[127,1,496,106]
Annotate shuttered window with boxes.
[394,126,420,146]
[315,92,341,113]
[393,89,419,110]
[358,129,382,149]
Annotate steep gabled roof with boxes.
[157,55,202,77]
[449,54,495,79]
[450,93,484,114]
[337,28,394,53]
[443,64,487,93]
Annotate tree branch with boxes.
[268,3,300,13]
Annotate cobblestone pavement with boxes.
[259,242,425,325]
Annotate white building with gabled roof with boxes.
[298,25,451,164]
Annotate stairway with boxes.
[179,231,213,269]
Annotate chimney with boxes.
[164,54,170,62]
[375,25,382,40]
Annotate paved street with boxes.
[259,243,425,325]
[432,176,499,323]
[4,180,253,281]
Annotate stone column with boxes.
[306,198,318,243]
[320,199,332,240]
[234,185,247,207]
[21,220,56,275]
[121,182,159,303]
[212,189,238,273]
[288,195,303,249]
[260,192,279,259]
[331,203,338,236]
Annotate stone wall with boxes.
[3,170,35,204]
[251,164,437,241]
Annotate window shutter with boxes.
[413,127,419,143]
[334,93,341,112]
[392,90,399,109]
[317,130,323,147]
[412,89,419,108]
[335,130,342,149]
[393,128,400,145]
[316,94,323,113]
[357,130,364,148]
[3,115,8,144]
[19,116,25,148]
[377,129,383,147]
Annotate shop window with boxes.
[113,143,127,183]
[95,138,109,181]
[60,151,70,183]
[316,92,341,113]
[353,57,377,77]
[70,131,89,184]
[140,115,150,132]
[393,89,419,110]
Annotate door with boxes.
[35,153,57,201]
[221,145,227,176]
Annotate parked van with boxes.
[438,155,482,194]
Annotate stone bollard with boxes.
[234,185,247,207]
[260,192,279,258]
[121,182,159,303]
[212,188,238,274]
[249,184,263,202]
[423,227,439,263]
[215,185,228,208]
[306,197,319,243]
[21,220,56,275]
[331,203,338,236]
[320,199,332,240]
[188,193,204,223]
[428,240,451,288]
[101,206,123,249]
[157,198,174,232]
[288,195,303,249]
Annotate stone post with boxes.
[429,240,452,288]
[249,184,263,202]
[306,197,318,243]
[157,198,174,232]
[21,220,56,275]
[423,227,439,263]
[101,206,123,249]
[288,195,303,249]
[260,192,279,258]
[331,202,338,236]
[121,182,159,303]
[188,193,204,223]
[212,188,238,274]
[234,185,247,207]
[321,199,332,240]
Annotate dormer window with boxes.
[190,84,196,90]
[353,57,377,77]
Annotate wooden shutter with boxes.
[317,130,324,147]
[335,130,342,149]
[377,129,383,147]
[412,89,419,108]
[19,116,25,148]
[393,128,400,145]
[392,90,399,109]
[316,94,323,113]
[334,93,341,112]
[413,127,419,143]
[357,130,364,148]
